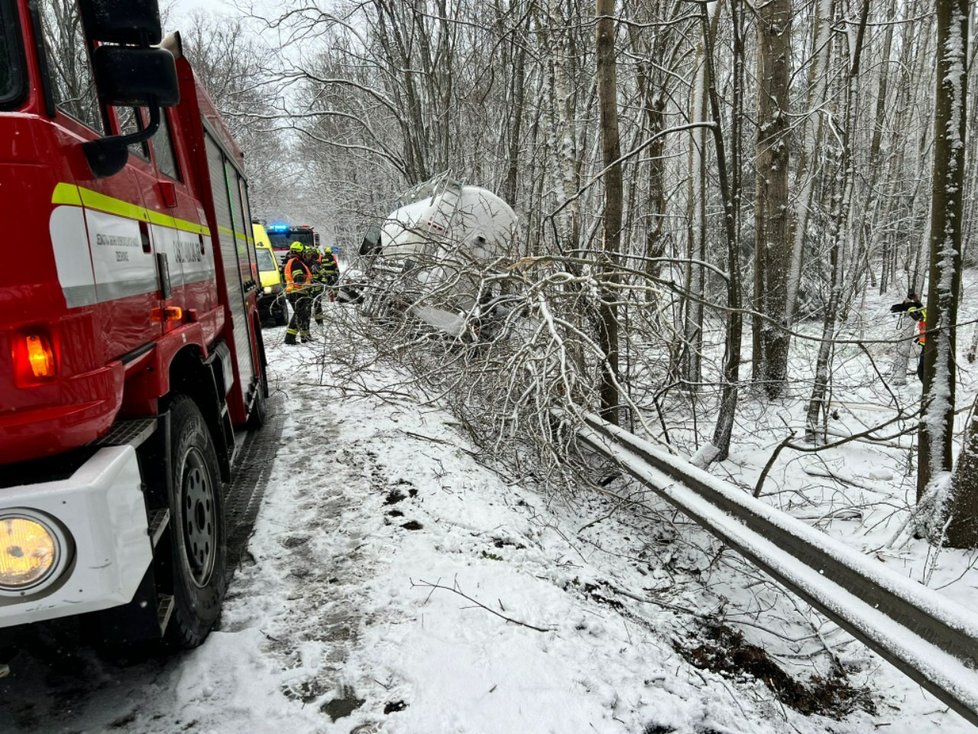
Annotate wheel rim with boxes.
[181,446,217,587]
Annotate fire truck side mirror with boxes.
[77,0,179,179]
[93,46,179,108]
[79,0,163,46]
[82,45,179,178]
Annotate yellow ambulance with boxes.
[254,223,287,326]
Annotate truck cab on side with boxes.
[360,174,518,338]
[0,0,267,647]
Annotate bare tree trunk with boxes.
[596,0,622,424]
[536,2,582,256]
[856,0,898,299]
[501,8,531,208]
[753,0,792,398]
[706,0,745,464]
[921,0,967,522]
[949,395,978,545]
[626,4,673,285]
[785,0,833,326]
[804,0,869,441]
[682,34,709,389]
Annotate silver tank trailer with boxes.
[364,175,518,337]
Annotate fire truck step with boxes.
[220,403,235,458]
[157,594,174,633]
[96,418,157,449]
[148,508,170,548]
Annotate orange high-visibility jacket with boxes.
[284,256,312,293]
[909,306,926,344]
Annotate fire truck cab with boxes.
[265,222,319,266]
[0,0,268,647]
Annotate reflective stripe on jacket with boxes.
[284,257,313,293]
[318,255,340,281]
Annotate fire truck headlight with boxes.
[0,512,69,594]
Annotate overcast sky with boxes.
[164,0,286,29]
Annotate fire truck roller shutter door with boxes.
[205,131,254,383]
[150,223,215,291]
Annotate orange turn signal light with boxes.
[151,306,184,322]
[25,334,55,379]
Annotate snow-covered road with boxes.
[0,315,972,733]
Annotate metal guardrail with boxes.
[573,412,978,726]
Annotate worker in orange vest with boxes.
[283,241,315,345]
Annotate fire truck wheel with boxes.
[246,374,267,430]
[166,395,228,649]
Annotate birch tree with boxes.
[681,14,710,389]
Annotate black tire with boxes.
[246,374,267,430]
[166,395,227,649]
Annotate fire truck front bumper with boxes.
[0,445,152,627]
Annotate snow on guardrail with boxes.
[571,411,978,727]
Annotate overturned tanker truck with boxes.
[358,174,519,339]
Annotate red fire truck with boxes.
[265,222,319,266]
[0,0,268,647]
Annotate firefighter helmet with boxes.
[289,241,304,254]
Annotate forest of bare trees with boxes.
[181,0,978,547]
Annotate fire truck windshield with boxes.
[0,0,25,108]
[267,230,314,249]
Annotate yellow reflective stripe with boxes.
[77,186,149,222]
[147,209,210,237]
[51,183,83,206]
[51,183,210,237]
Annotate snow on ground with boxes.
[124,301,978,733]
[174,323,811,734]
[4,291,978,733]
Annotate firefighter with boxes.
[304,245,327,326]
[890,293,926,382]
[320,246,340,285]
[317,245,341,310]
[283,241,315,344]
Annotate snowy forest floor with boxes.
[3,280,978,733]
